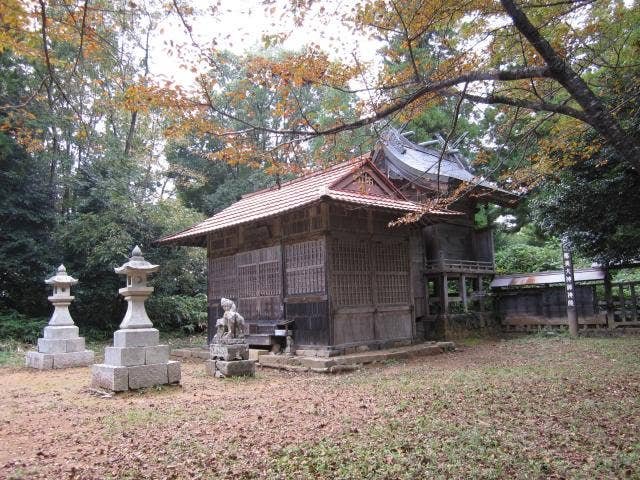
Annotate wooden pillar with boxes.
[441,275,449,314]
[425,277,431,316]
[604,270,615,329]
[477,275,485,313]
[630,283,638,323]
[619,284,626,322]
[562,241,578,337]
[460,275,468,312]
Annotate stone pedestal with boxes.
[26,265,94,370]
[206,339,254,378]
[91,246,180,391]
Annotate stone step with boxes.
[246,334,275,346]
[258,341,456,373]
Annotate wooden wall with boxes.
[207,203,329,344]
[207,201,418,349]
[498,285,606,329]
[328,204,415,348]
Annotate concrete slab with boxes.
[43,326,79,340]
[113,328,159,348]
[260,341,456,372]
[248,349,270,362]
[215,359,255,377]
[92,364,129,392]
[65,337,86,352]
[145,345,170,365]
[25,351,54,370]
[52,350,94,368]
[37,338,67,354]
[128,363,168,389]
[104,346,145,367]
[167,360,181,384]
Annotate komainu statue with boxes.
[214,298,245,341]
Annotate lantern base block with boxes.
[26,350,94,370]
[91,361,181,391]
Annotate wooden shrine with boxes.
[158,130,518,353]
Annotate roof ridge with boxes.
[240,156,367,199]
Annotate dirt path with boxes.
[1,337,639,479]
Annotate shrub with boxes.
[146,293,208,334]
[0,309,47,343]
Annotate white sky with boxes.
[149,0,382,90]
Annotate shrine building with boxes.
[158,129,518,354]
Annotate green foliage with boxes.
[0,53,56,317]
[147,293,207,334]
[534,150,640,265]
[495,242,563,274]
[166,139,273,215]
[0,309,47,343]
[56,198,206,333]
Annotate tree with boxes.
[159,0,639,177]
[0,54,56,316]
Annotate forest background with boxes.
[1,0,638,342]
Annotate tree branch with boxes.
[460,92,588,122]
[200,66,551,138]
[500,0,640,168]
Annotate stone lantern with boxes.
[91,246,180,391]
[26,265,94,369]
[114,245,158,330]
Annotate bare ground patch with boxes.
[1,336,639,479]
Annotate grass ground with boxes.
[1,335,638,479]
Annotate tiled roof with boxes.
[157,157,455,245]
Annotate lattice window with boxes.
[283,206,324,237]
[236,246,281,298]
[285,238,326,295]
[210,228,238,252]
[209,254,237,299]
[331,237,371,306]
[372,212,406,235]
[373,241,409,304]
[329,204,368,232]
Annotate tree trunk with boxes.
[500,0,640,170]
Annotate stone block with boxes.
[26,351,54,370]
[170,349,192,358]
[299,357,336,369]
[248,349,270,362]
[65,337,86,352]
[104,346,145,366]
[52,350,94,368]
[167,360,181,384]
[113,328,159,348]
[92,364,129,392]
[43,325,79,340]
[191,349,210,360]
[145,345,170,365]
[37,338,67,354]
[210,343,249,361]
[128,363,168,390]
[215,359,255,377]
[436,341,456,351]
[204,359,216,376]
[294,348,337,358]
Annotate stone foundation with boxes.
[91,361,181,392]
[27,325,94,370]
[92,328,180,391]
[205,359,255,378]
[206,339,254,378]
[424,312,500,341]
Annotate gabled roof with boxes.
[158,157,457,246]
[490,267,606,288]
[378,129,520,206]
